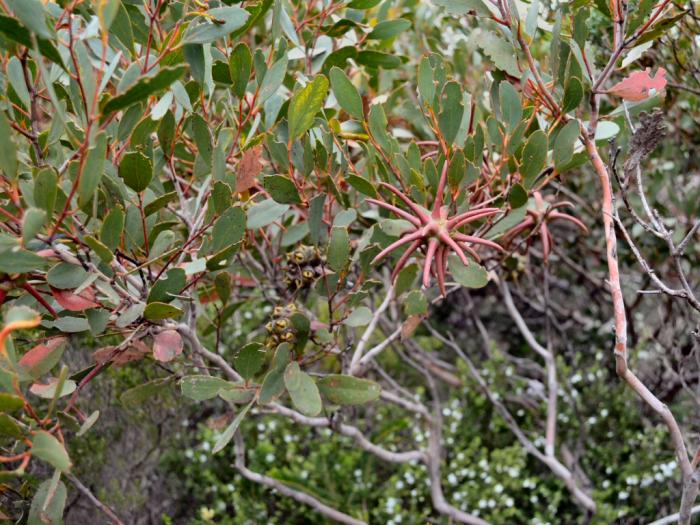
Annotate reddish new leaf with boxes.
[607,68,667,102]
[152,329,183,362]
[50,286,99,311]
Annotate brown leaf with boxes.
[152,329,184,363]
[607,68,667,102]
[236,144,262,193]
[93,341,150,366]
[623,110,666,180]
[401,315,423,341]
[50,286,99,311]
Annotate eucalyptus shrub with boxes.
[0,0,698,523]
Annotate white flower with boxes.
[447,473,458,486]
[265,453,275,463]
[494,483,503,494]
[396,480,404,490]
[619,491,629,500]
[505,497,514,507]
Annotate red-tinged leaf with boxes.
[18,337,67,373]
[29,377,76,399]
[607,68,667,102]
[152,329,183,362]
[50,286,100,311]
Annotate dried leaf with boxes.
[236,144,262,193]
[153,329,184,362]
[607,68,667,102]
[623,110,666,180]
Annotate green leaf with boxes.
[119,151,153,192]
[348,0,382,7]
[143,302,183,321]
[263,175,301,204]
[47,263,88,290]
[181,375,233,401]
[553,120,580,170]
[288,75,329,141]
[96,0,120,32]
[212,399,253,453]
[0,15,64,69]
[329,67,363,119]
[7,0,52,39]
[562,77,584,113]
[34,168,57,215]
[184,7,249,44]
[100,207,125,250]
[367,19,411,40]
[438,81,464,145]
[403,289,428,316]
[521,131,548,188]
[499,82,522,132]
[433,0,490,15]
[356,50,402,69]
[76,410,100,437]
[317,375,381,405]
[79,132,107,207]
[0,246,47,273]
[258,55,288,104]
[234,343,266,380]
[102,66,187,117]
[157,111,176,154]
[84,235,113,264]
[346,175,377,198]
[22,208,46,244]
[0,414,23,437]
[31,431,71,471]
[120,377,174,409]
[247,198,290,229]
[308,194,326,245]
[343,306,373,327]
[144,191,177,217]
[229,43,252,98]
[206,244,240,271]
[327,227,350,272]
[259,343,291,405]
[508,183,528,208]
[0,393,24,413]
[148,268,186,303]
[284,362,322,416]
[212,207,246,252]
[449,255,489,288]
[0,111,17,180]
[479,32,519,77]
[28,477,67,525]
